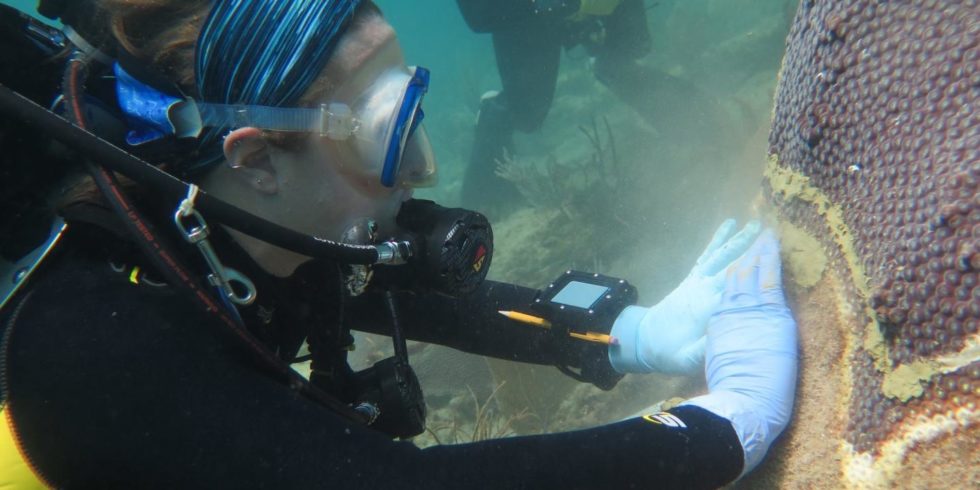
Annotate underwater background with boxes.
[378,0,795,289]
[372,0,799,456]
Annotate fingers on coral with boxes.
[700,220,762,277]
[755,230,784,292]
[697,218,738,266]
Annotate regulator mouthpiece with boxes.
[374,199,493,295]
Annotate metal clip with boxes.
[174,185,256,306]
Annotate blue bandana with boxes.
[196,0,362,108]
[115,0,363,174]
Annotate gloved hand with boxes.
[680,229,798,477]
[608,219,761,375]
[577,0,624,17]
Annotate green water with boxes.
[375,0,795,288]
[5,0,54,22]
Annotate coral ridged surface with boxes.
[765,0,979,487]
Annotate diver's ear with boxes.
[222,127,279,195]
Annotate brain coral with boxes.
[764,0,978,487]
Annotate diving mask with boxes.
[115,65,437,188]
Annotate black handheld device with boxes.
[530,270,638,337]
[530,270,637,390]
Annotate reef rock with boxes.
[761,0,979,488]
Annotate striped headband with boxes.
[187,0,363,172]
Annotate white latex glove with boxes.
[681,229,799,477]
[608,219,761,374]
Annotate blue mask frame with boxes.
[381,66,429,187]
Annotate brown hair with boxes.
[98,0,212,95]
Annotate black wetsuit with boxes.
[0,220,744,488]
[456,0,652,129]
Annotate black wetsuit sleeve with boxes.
[345,281,610,375]
[456,0,579,32]
[1,250,743,488]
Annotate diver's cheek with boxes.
[314,138,381,192]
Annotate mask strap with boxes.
[116,63,360,144]
[194,102,359,139]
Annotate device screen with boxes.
[551,281,610,309]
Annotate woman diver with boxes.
[0,1,797,488]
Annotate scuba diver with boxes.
[0,1,797,488]
[456,0,727,213]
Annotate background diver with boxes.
[0,0,797,488]
[455,0,726,212]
